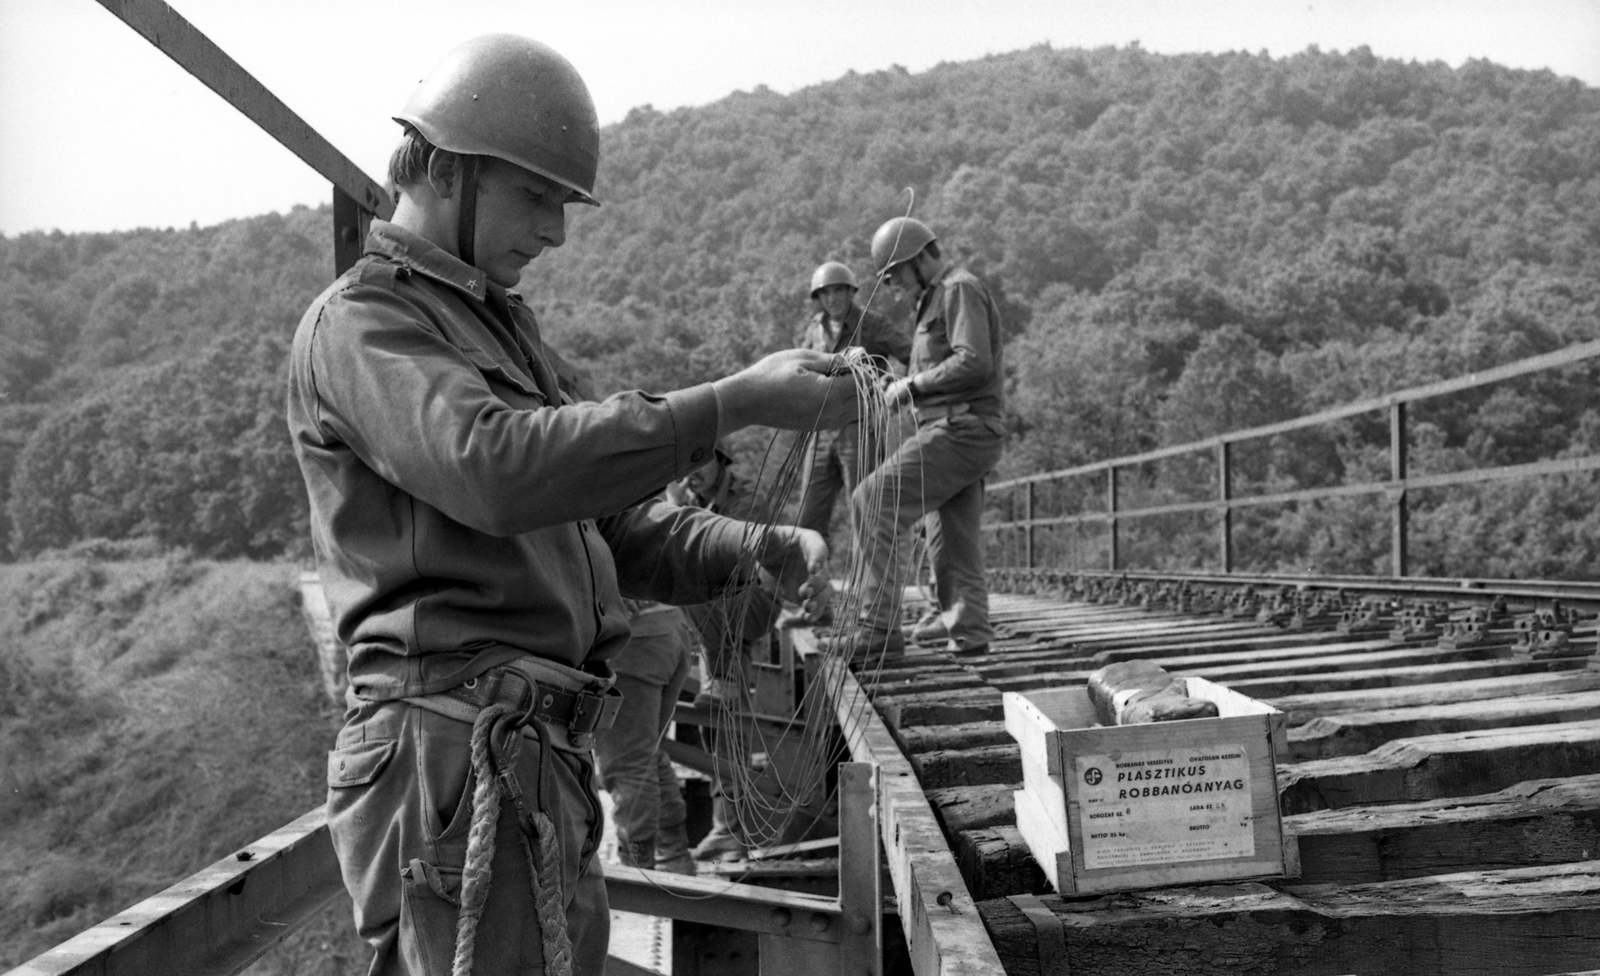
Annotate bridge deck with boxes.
[855,578,1600,976]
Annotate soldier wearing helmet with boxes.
[289,35,857,976]
[792,261,910,556]
[826,216,1007,661]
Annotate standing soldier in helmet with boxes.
[287,35,855,976]
[793,261,910,556]
[829,218,1006,661]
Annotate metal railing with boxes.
[984,339,1600,578]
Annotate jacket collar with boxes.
[366,220,491,303]
[916,264,952,319]
[817,303,863,349]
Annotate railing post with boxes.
[1024,481,1036,570]
[837,762,883,976]
[1217,441,1233,573]
[1391,402,1409,577]
[1107,466,1119,571]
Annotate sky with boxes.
[1,0,1596,237]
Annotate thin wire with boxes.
[648,189,941,873]
[693,192,941,852]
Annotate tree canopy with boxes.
[2,44,1596,577]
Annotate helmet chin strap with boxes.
[456,154,481,269]
[909,254,929,296]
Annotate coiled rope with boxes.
[453,702,574,976]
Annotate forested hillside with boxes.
[2,44,1597,576]
[0,546,358,971]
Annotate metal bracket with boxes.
[837,762,883,976]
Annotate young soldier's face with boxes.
[472,160,576,287]
[882,261,918,301]
[683,459,721,495]
[817,285,853,321]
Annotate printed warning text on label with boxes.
[1075,745,1254,869]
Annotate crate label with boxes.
[1075,744,1254,868]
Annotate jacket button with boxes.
[597,601,607,615]
[690,448,705,463]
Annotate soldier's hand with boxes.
[713,349,859,432]
[883,376,915,408]
[753,524,832,619]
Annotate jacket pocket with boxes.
[327,738,397,788]
[459,345,548,408]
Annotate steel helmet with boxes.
[870,217,937,276]
[397,34,601,205]
[809,261,858,297]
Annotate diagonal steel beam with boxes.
[93,0,393,221]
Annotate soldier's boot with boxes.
[654,819,698,875]
[620,839,656,870]
[911,612,948,644]
[690,797,748,862]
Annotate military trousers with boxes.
[592,621,693,863]
[327,698,609,976]
[850,411,1006,650]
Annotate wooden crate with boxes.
[1004,677,1299,895]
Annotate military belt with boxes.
[404,656,621,751]
[913,401,972,425]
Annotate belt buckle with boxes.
[567,687,623,750]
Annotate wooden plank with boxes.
[1287,689,1600,760]
[983,644,1494,695]
[1279,719,1600,814]
[1091,631,1395,663]
[911,744,1022,789]
[970,636,1406,682]
[1226,657,1585,699]
[935,720,1600,858]
[1186,644,1509,684]
[821,653,1005,976]
[1006,619,1266,644]
[898,721,1014,754]
[878,690,1005,728]
[978,861,1600,976]
[950,773,1600,892]
[1266,669,1600,724]
[949,826,1046,901]
[866,674,991,698]
[884,589,1600,973]
[1289,774,1600,883]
